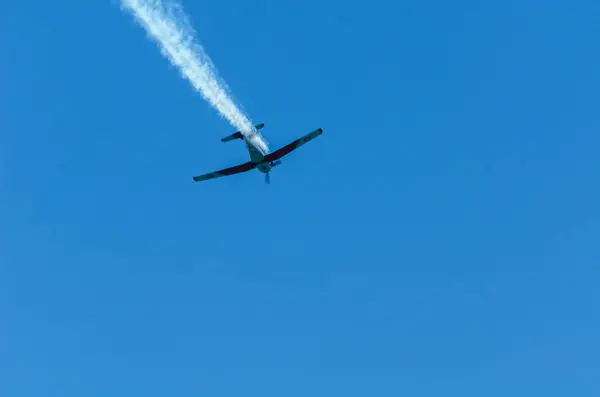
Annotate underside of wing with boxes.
[264,128,323,162]
[192,161,257,182]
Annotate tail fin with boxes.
[221,123,264,142]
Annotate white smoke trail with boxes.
[120,0,269,152]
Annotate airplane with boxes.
[192,123,323,184]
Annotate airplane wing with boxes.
[263,128,323,162]
[192,161,257,182]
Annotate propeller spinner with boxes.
[265,160,282,184]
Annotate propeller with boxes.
[265,160,281,184]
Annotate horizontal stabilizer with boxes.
[221,123,264,142]
[221,131,243,142]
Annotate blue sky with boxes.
[2,0,599,395]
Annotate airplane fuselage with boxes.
[243,133,273,173]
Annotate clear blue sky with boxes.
[2,0,599,395]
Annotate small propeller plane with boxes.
[192,123,323,184]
